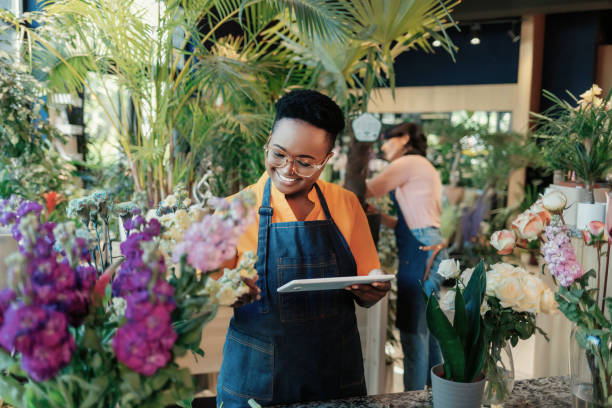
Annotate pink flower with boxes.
[490,230,516,255]
[512,211,544,241]
[542,224,584,286]
[582,221,607,245]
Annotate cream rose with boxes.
[494,275,524,309]
[542,190,567,213]
[437,259,460,279]
[163,194,177,207]
[487,263,520,297]
[515,273,544,313]
[540,288,559,314]
[480,300,490,316]
[512,211,544,241]
[490,230,516,255]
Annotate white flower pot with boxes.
[431,364,485,408]
[575,202,606,230]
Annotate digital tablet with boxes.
[277,275,395,293]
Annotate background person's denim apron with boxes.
[390,191,445,391]
[216,179,366,407]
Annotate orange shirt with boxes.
[228,173,380,276]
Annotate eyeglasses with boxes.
[263,145,330,178]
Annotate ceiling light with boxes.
[432,39,441,47]
[470,23,481,45]
[507,22,520,43]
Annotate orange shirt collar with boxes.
[255,173,321,222]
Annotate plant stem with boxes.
[597,245,602,309]
[602,241,611,312]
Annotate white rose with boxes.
[440,290,456,311]
[542,190,567,213]
[437,259,460,279]
[495,276,524,309]
[174,209,191,231]
[515,273,544,313]
[540,288,559,314]
[460,267,474,287]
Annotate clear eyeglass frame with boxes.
[263,145,330,178]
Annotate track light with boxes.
[470,23,481,45]
[432,39,441,47]
[507,22,520,43]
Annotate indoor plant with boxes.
[0,191,256,407]
[534,84,612,227]
[425,260,487,408]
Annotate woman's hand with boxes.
[231,275,261,308]
[345,280,391,308]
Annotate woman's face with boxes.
[265,118,332,197]
[381,135,410,162]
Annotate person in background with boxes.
[216,90,391,407]
[366,122,449,391]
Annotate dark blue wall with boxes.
[393,21,521,87]
[539,11,600,110]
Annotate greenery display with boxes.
[533,84,612,192]
[0,60,73,210]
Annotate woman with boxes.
[366,122,448,391]
[216,90,391,407]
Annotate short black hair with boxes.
[272,89,345,147]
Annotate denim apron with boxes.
[390,191,429,332]
[216,179,366,407]
[390,191,443,390]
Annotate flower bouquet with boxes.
[0,190,257,407]
[487,188,612,406]
[437,256,557,405]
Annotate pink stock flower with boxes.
[490,230,516,255]
[542,224,584,286]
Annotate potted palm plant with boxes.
[426,261,487,408]
[534,85,612,228]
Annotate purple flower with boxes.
[0,305,46,353]
[17,201,43,218]
[0,211,16,226]
[40,311,68,347]
[0,289,15,327]
[21,334,75,381]
[542,224,584,286]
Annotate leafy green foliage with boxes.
[426,260,487,382]
[534,87,612,190]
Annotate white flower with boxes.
[515,273,544,313]
[540,288,559,314]
[163,194,177,207]
[183,198,192,207]
[460,267,474,287]
[494,275,524,309]
[439,290,456,311]
[542,190,567,213]
[437,259,460,279]
[486,263,519,296]
[490,230,516,255]
[216,284,240,306]
[480,300,490,316]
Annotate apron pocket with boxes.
[219,328,274,402]
[278,253,340,323]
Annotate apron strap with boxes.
[254,178,274,313]
[313,182,332,221]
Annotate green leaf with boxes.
[0,375,25,407]
[426,293,466,381]
[453,287,468,350]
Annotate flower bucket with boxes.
[431,364,485,408]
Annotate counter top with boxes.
[275,376,572,407]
